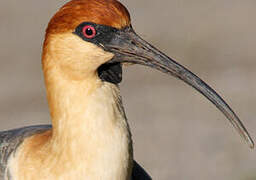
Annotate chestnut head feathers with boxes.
[46,0,130,35]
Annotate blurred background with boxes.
[0,0,256,179]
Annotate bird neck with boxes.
[10,62,134,179]
[45,67,102,138]
[44,63,133,159]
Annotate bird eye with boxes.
[82,25,96,39]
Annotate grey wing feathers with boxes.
[0,125,151,179]
[0,125,51,179]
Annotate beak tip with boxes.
[242,131,254,149]
[245,135,254,149]
[249,141,254,149]
[246,132,254,149]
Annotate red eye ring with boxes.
[82,25,96,39]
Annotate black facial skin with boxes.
[97,62,122,84]
[74,22,119,45]
[74,22,123,84]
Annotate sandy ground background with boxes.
[0,0,256,179]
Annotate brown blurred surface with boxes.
[0,0,256,179]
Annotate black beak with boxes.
[102,26,254,148]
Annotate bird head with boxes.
[42,0,254,148]
[42,0,130,81]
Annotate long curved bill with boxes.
[103,26,254,148]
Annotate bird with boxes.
[0,0,254,179]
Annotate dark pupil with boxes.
[86,28,93,35]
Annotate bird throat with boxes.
[98,62,122,84]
